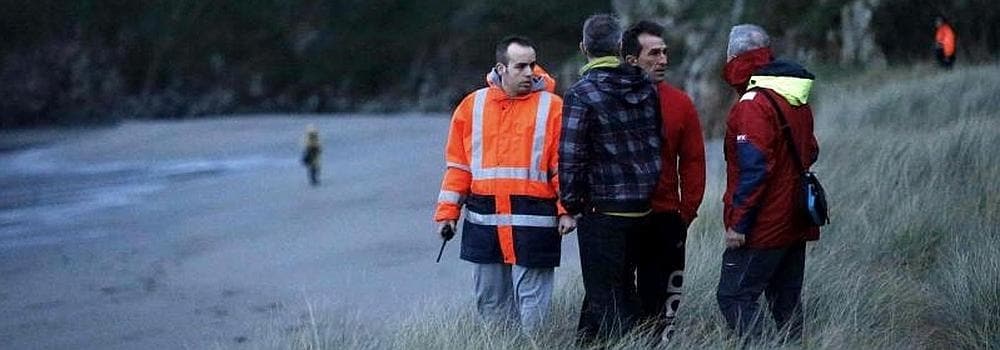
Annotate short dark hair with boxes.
[582,14,621,57]
[495,35,535,65]
[622,20,666,58]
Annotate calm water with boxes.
[0,147,285,249]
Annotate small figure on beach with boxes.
[301,125,322,186]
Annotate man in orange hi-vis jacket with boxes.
[434,35,575,335]
[935,16,956,68]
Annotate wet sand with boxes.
[0,115,585,349]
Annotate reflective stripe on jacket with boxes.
[434,83,565,267]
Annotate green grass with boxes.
[263,63,1000,349]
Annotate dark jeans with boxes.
[935,48,955,68]
[716,241,806,341]
[576,212,647,343]
[308,166,320,186]
[637,212,687,336]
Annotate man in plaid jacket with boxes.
[559,13,662,343]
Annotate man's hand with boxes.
[725,228,746,249]
[558,215,577,235]
[438,220,456,240]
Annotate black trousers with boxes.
[716,241,806,341]
[307,166,320,186]
[636,212,687,335]
[576,212,647,343]
[935,47,955,68]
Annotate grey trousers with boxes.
[473,263,554,334]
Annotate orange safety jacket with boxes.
[434,72,565,267]
[936,23,956,57]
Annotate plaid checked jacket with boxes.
[558,64,662,215]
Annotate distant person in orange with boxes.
[934,16,956,68]
[301,126,322,186]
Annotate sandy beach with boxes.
[0,115,588,349]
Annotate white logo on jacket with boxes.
[736,134,750,143]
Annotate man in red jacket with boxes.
[717,24,820,341]
[622,20,706,342]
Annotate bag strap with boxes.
[756,88,807,174]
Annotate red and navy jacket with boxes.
[723,52,820,249]
[651,82,705,224]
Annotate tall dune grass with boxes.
[265,64,1000,349]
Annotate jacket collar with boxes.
[486,67,547,99]
[579,56,621,75]
[747,60,815,106]
[722,47,773,94]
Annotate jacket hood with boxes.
[486,67,548,93]
[585,63,655,105]
[747,60,815,106]
[723,47,773,94]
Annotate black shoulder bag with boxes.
[758,89,830,227]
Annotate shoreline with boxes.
[0,115,464,349]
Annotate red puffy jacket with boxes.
[722,49,820,249]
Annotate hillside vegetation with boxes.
[616,0,1000,136]
[0,0,609,127]
[3,0,998,129]
[260,64,1000,349]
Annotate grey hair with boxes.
[727,24,770,57]
[582,13,622,57]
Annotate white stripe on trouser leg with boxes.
[474,263,516,324]
[663,269,683,340]
[512,265,554,335]
[666,270,684,318]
